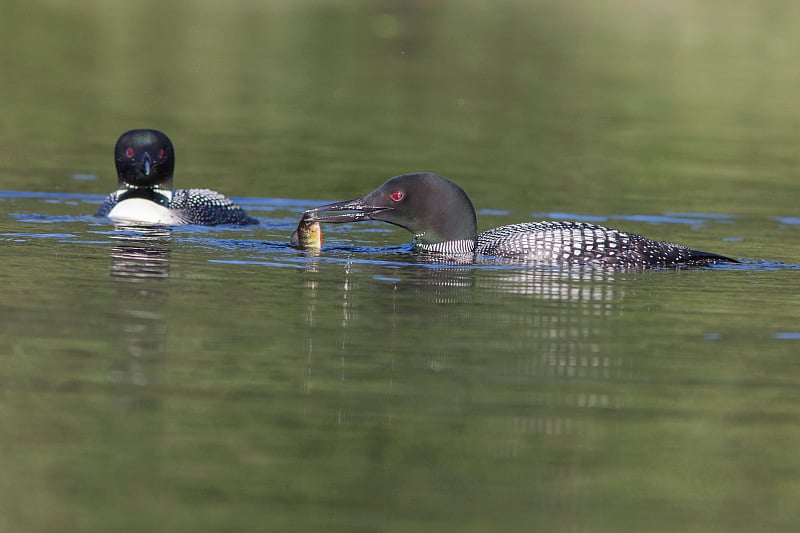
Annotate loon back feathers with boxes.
[169,189,258,225]
[476,221,734,268]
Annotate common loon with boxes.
[96,129,258,226]
[304,172,738,269]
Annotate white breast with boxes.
[107,198,185,225]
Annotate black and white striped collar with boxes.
[413,237,476,256]
[116,187,173,206]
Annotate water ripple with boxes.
[774,332,800,340]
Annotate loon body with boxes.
[304,172,737,269]
[96,129,257,226]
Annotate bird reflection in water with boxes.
[475,261,623,303]
[297,258,631,460]
[106,224,172,407]
[475,265,629,457]
[110,225,172,279]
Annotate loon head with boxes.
[306,172,478,245]
[114,129,175,190]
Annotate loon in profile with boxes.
[304,172,738,269]
[96,129,258,226]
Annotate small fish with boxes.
[290,215,322,251]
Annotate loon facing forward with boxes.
[96,129,258,226]
[304,172,737,269]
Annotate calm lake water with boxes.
[2,1,800,532]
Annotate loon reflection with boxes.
[110,225,172,279]
[297,258,628,449]
[106,225,172,405]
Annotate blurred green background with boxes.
[2,0,799,217]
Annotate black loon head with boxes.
[306,172,478,245]
[114,129,175,190]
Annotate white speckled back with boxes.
[475,221,725,268]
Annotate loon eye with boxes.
[390,190,405,202]
[157,148,165,158]
[125,147,134,158]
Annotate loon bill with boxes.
[304,172,739,269]
[96,129,258,226]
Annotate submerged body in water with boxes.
[96,129,257,226]
[303,172,738,269]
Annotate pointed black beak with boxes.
[304,197,391,223]
[131,152,152,177]
[140,152,152,176]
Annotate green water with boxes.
[2,1,800,532]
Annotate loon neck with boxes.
[117,187,173,207]
[413,237,477,255]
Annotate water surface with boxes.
[2,1,800,532]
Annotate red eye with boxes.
[157,149,165,158]
[390,190,404,202]
[125,147,134,158]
